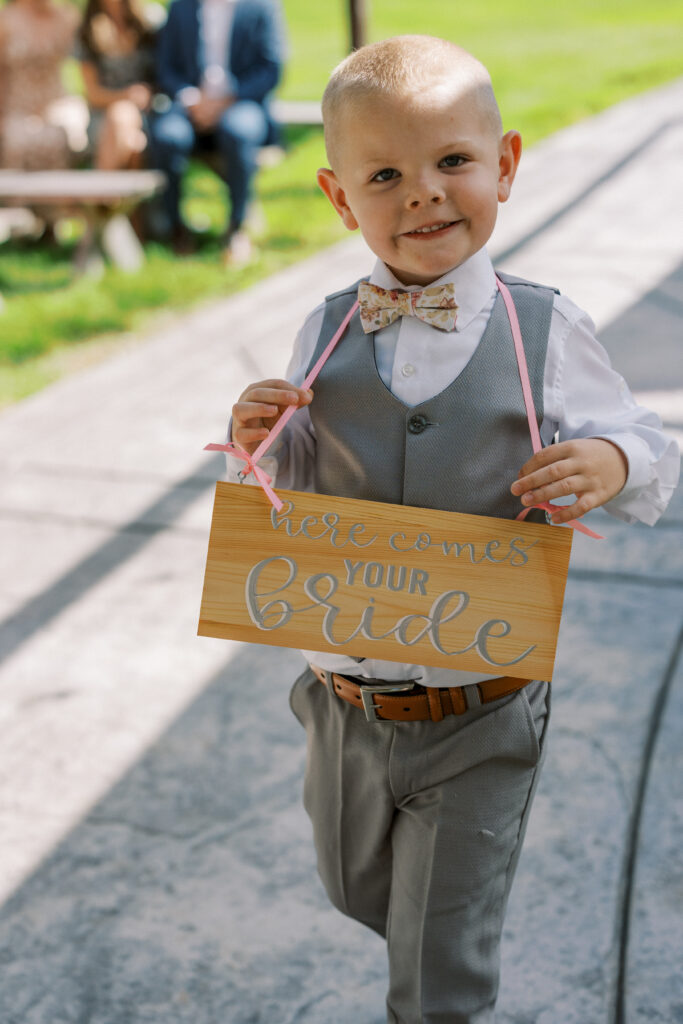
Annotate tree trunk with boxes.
[349,0,368,50]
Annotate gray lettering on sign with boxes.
[364,562,384,588]
[394,612,433,646]
[270,499,538,568]
[426,591,535,665]
[387,564,407,591]
[343,558,429,594]
[389,531,412,553]
[472,620,536,666]
[348,522,377,547]
[440,540,482,562]
[409,568,429,595]
[343,559,364,585]
[426,590,470,655]
[271,501,378,548]
[244,560,535,667]
[508,537,539,566]
[245,556,297,630]
[390,529,537,567]
[271,500,296,535]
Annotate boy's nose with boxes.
[406,177,446,209]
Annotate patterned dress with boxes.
[0,3,87,170]
[75,23,156,150]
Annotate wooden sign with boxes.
[198,483,573,680]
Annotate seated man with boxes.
[151,0,283,264]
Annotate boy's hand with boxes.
[232,379,313,456]
[511,438,628,524]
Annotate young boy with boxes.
[227,36,678,1024]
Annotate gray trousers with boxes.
[289,668,550,1024]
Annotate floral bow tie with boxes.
[357,281,458,333]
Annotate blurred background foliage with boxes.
[1,0,682,405]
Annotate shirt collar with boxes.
[368,248,496,332]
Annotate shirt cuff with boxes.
[595,432,678,525]
[224,452,279,485]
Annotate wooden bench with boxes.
[0,169,166,274]
[271,100,322,126]
[0,106,320,276]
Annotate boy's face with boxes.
[318,84,521,286]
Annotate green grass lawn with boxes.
[1,0,681,406]
[282,0,683,141]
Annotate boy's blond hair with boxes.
[322,35,503,169]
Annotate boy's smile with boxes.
[318,85,521,286]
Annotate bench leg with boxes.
[101,214,145,272]
[74,209,145,276]
[74,218,106,279]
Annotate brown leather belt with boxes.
[310,664,532,723]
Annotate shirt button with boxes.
[407,413,429,434]
[401,363,415,377]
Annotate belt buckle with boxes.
[359,681,414,723]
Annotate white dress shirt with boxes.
[201,0,236,97]
[177,0,236,105]
[226,247,680,686]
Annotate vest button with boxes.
[407,413,429,434]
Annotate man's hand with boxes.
[511,438,628,524]
[232,379,313,456]
[187,93,234,131]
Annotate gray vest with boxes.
[306,272,555,520]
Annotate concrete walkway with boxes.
[0,80,681,1024]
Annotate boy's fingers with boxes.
[511,457,578,497]
[233,426,270,444]
[243,388,300,407]
[546,493,596,523]
[239,381,313,407]
[234,401,280,422]
[233,389,313,426]
[515,440,581,480]
[517,472,589,507]
[231,382,314,457]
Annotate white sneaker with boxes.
[222,229,253,267]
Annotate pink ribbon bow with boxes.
[203,441,283,509]
[357,280,458,334]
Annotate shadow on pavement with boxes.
[0,641,389,1024]
[1,250,681,1024]
[599,258,683,392]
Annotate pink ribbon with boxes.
[204,299,360,510]
[203,441,284,510]
[496,277,602,539]
[205,280,601,539]
[515,501,603,539]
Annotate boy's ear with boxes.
[497,131,522,203]
[317,168,359,231]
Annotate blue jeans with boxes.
[149,99,269,234]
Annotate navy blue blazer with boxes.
[156,0,284,106]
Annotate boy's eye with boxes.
[440,154,466,168]
[371,168,399,182]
